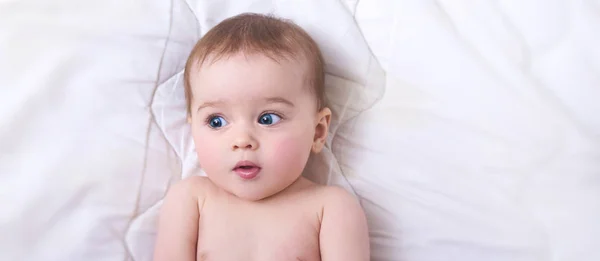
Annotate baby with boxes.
[153,13,369,261]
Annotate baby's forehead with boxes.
[191,53,312,97]
[192,52,312,87]
[197,51,310,73]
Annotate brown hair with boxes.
[183,13,325,115]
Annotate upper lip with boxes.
[233,160,260,169]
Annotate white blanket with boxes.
[0,0,598,260]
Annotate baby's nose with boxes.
[232,132,259,151]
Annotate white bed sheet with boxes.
[346,1,600,260]
[1,0,598,261]
[0,1,191,260]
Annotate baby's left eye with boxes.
[258,113,281,125]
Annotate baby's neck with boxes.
[251,176,317,203]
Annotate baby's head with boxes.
[184,13,331,201]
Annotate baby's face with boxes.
[188,53,328,201]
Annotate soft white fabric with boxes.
[345,1,600,260]
[1,0,598,261]
[0,1,193,260]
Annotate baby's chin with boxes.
[205,172,303,201]
[227,185,286,201]
[219,179,297,201]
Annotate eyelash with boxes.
[261,111,284,121]
[204,113,224,125]
[203,112,285,125]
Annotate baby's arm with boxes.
[153,177,206,261]
[319,187,370,261]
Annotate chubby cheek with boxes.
[193,132,222,173]
[266,132,313,175]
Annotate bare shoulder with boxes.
[165,176,217,207]
[318,185,363,211]
[176,175,215,190]
[299,183,365,223]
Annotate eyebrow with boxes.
[265,97,294,107]
[196,100,225,112]
[196,97,294,112]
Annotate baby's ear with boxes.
[312,107,332,153]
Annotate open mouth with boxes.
[233,161,261,180]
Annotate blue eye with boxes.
[207,115,228,129]
[258,113,281,125]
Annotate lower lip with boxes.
[234,167,261,180]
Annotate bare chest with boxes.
[196,200,322,261]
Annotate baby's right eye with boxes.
[207,115,228,129]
